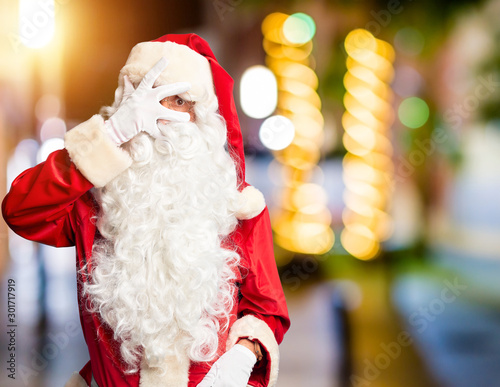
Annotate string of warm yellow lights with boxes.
[261,12,334,255]
[340,29,395,260]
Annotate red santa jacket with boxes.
[2,121,290,387]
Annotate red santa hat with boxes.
[118,33,265,220]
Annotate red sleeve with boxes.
[238,206,290,341]
[2,149,94,247]
[227,206,290,387]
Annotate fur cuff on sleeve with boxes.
[227,315,280,387]
[65,114,132,188]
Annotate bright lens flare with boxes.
[19,0,55,49]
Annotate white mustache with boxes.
[155,121,205,160]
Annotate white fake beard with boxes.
[85,118,241,372]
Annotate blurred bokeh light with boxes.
[259,115,295,150]
[398,96,430,128]
[240,65,278,119]
[282,13,316,45]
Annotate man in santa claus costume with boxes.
[2,34,290,387]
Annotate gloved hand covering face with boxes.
[105,57,191,145]
[160,94,196,123]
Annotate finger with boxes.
[148,124,161,139]
[122,75,136,99]
[156,107,191,122]
[155,82,192,101]
[139,57,169,89]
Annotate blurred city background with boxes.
[1,0,500,386]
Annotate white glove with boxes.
[105,57,191,145]
[196,344,257,387]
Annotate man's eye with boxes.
[175,98,185,106]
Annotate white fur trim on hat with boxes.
[121,41,215,103]
[226,314,280,387]
[65,115,132,188]
[235,186,266,220]
[64,372,88,387]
